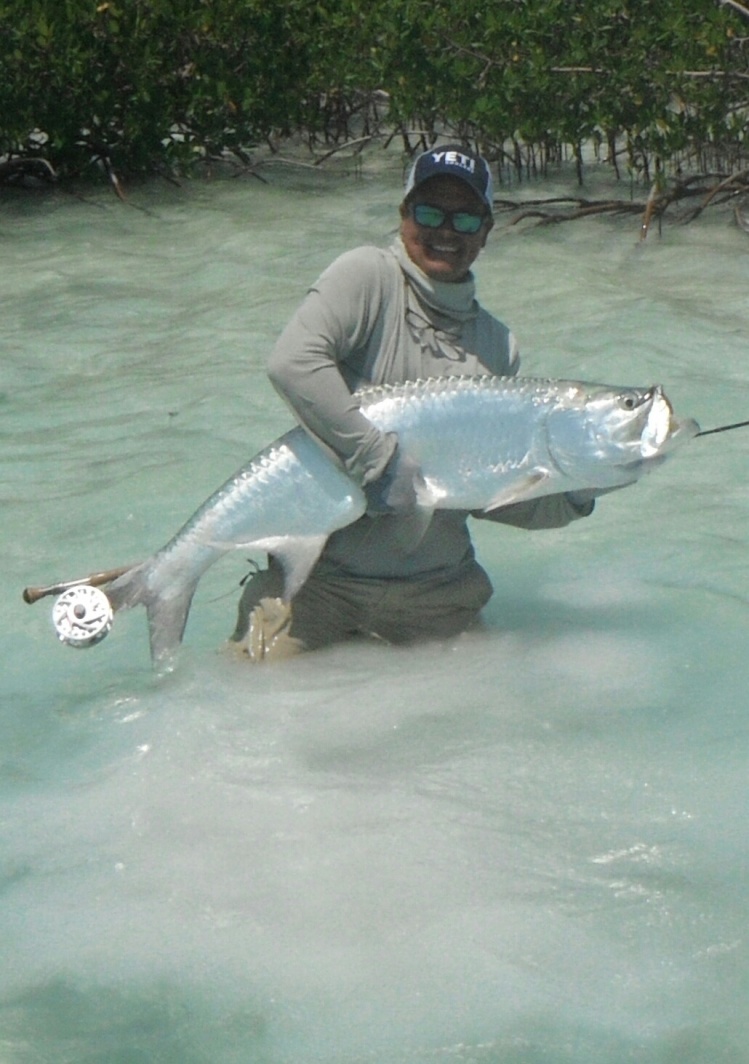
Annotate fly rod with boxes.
[696,419,749,438]
[22,564,135,605]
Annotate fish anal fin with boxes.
[251,535,328,600]
[481,471,549,513]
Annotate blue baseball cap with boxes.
[404,145,494,212]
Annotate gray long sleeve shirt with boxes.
[267,238,588,580]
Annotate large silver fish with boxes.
[105,375,698,662]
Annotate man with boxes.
[231,145,594,661]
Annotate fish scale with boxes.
[101,375,698,664]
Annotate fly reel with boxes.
[52,584,113,648]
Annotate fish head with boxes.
[545,382,700,488]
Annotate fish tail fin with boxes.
[107,558,199,667]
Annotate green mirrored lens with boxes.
[413,205,445,228]
[451,212,483,234]
[411,204,483,234]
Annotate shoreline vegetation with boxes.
[2,0,748,232]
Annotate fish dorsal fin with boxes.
[481,471,549,513]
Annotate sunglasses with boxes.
[409,203,487,235]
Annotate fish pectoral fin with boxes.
[252,534,328,600]
[481,471,550,513]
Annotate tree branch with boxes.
[495,172,749,233]
[718,0,749,21]
[0,157,57,185]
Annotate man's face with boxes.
[399,176,493,283]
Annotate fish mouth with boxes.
[640,386,672,456]
[640,386,700,455]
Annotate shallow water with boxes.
[2,154,749,1063]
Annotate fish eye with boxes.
[618,387,654,412]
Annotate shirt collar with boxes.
[391,237,479,323]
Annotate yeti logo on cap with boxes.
[404,143,493,211]
[430,150,476,175]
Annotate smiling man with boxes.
[399,148,494,282]
[231,145,594,661]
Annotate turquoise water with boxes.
[2,155,749,1063]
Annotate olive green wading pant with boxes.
[229,558,493,662]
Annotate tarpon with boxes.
[105,375,698,663]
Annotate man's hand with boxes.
[566,482,634,512]
[364,446,422,515]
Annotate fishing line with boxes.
[697,419,749,438]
